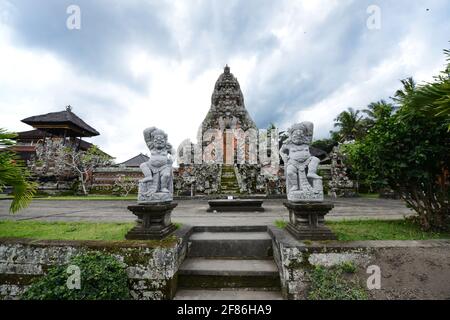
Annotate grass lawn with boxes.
[0,221,134,241]
[357,193,380,199]
[275,219,450,241]
[33,195,137,201]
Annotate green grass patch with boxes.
[274,219,450,241]
[274,220,288,229]
[357,193,380,199]
[327,219,450,241]
[307,263,367,300]
[0,221,134,240]
[33,195,137,201]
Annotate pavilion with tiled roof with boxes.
[21,105,99,138]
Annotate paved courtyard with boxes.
[0,197,414,226]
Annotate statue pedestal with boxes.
[283,201,336,240]
[126,202,177,240]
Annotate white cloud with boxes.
[0,0,449,161]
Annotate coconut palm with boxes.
[393,77,417,105]
[363,100,395,128]
[0,128,36,213]
[332,107,365,142]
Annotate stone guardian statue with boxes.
[138,127,174,203]
[280,122,323,202]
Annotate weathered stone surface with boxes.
[138,127,174,204]
[284,201,336,240]
[207,199,264,212]
[0,229,190,300]
[126,202,178,240]
[201,65,257,133]
[281,122,324,202]
[268,226,450,300]
[328,145,357,198]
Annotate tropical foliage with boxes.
[343,48,450,231]
[330,107,365,142]
[0,128,36,213]
[22,251,131,300]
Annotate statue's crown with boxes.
[288,122,314,143]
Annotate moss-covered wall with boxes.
[0,229,190,300]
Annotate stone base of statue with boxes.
[138,181,173,204]
[284,201,336,241]
[126,202,177,240]
[287,178,324,202]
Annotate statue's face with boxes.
[291,129,304,145]
[153,134,166,149]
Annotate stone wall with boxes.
[268,226,450,300]
[0,227,191,300]
[90,167,143,194]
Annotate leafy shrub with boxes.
[22,251,131,300]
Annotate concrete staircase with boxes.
[174,227,282,300]
[220,165,240,194]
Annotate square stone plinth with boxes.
[283,201,337,241]
[126,202,178,240]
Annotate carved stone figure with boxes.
[138,127,174,203]
[280,122,323,202]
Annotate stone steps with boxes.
[220,166,240,194]
[174,227,282,300]
[189,232,272,258]
[174,289,282,300]
[178,258,280,289]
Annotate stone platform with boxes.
[284,201,336,240]
[207,199,264,212]
[126,202,177,240]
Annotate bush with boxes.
[22,251,131,300]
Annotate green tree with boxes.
[311,138,338,154]
[0,129,37,213]
[363,100,395,128]
[345,50,450,231]
[394,50,450,130]
[331,107,365,142]
[56,144,112,195]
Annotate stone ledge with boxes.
[267,225,450,250]
[0,225,193,249]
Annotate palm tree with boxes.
[363,100,394,127]
[393,77,416,105]
[393,49,450,130]
[332,107,364,142]
[0,128,36,213]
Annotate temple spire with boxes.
[224,64,230,74]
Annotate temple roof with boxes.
[201,65,257,132]
[21,106,100,137]
[14,129,112,158]
[119,153,149,167]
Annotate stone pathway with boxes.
[0,197,414,226]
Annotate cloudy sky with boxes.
[0,0,449,162]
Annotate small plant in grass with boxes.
[275,220,288,229]
[340,261,357,273]
[307,263,367,300]
[22,251,131,300]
